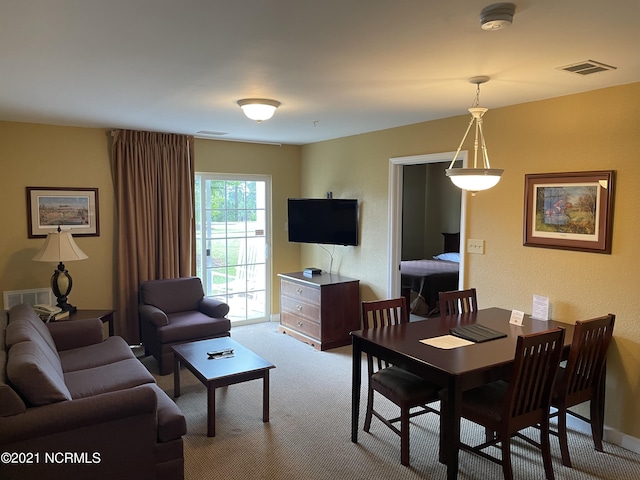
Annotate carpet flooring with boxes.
[143,322,640,480]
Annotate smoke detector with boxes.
[480,3,516,31]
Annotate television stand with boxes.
[278,271,360,351]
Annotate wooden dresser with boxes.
[278,271,360,351]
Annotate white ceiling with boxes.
[1,1,639,145]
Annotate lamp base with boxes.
[51,262,77,313]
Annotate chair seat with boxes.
[460,380,508,424]
[372,366,440,403]
[157,311,231,344]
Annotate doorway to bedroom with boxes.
[387,152,466,308]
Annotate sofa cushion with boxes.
[158,311,231,344]
[64,358,155,399]
[7,304,60,361]
[140,277,204,314]
[6,340,72,406]
[0,313,27,416]
[58,336,136,372]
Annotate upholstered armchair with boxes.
[139,277,231,375]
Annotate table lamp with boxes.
[33,226,88,312]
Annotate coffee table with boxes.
[172,336,275,437]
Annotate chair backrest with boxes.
[361,297,408,329]
[556,314,615,406]
[439,288,478,318]
[139,277,205,314]
[361,298,408,373]
[505,328,566,431]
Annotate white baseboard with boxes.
[564,411,640,455]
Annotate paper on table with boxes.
[532,294,550,321]
[420,335,474,349]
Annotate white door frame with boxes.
[387,151,468,298]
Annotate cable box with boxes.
[303,267,322,276]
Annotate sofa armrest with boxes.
[0,386,160,480]
[199,297,230,318]
[46,318,104,351]
[139,304,169,326]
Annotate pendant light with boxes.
[445,76,503,195]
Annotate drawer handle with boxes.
[296,288,303,294]
[297,321,303,327]
[296,305,303,311]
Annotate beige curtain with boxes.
[111,130,196,343]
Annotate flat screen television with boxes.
[287,198,358,246]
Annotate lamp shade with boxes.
[237,98,281,122]
[33,230,88,263]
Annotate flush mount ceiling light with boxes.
[445,76,504,195]
[480,3,515,30]
[237,98,281,122]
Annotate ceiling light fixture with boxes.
[445,76,503,195]
[480,3,515,31]
[237,98,281,122]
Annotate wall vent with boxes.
[3,288,54,310]
[557,60,617,76]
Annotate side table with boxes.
[67,309,115,337]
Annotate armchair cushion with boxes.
[200,297,230,318]
[140,277,205,314]
[156,311,231,344]
[7,340,72,406]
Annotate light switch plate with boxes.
[467,238,485,254]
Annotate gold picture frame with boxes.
[523,171,615,254]
[27,187,100,238]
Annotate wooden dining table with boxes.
[350,307,575,479]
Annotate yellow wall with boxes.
[2,82,638,440]
[0,124,301,320]
[0,123,115,309]
[194,139,301,312]
[300,82,640,440]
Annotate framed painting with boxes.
[523,171,615,254]
[27,187,100,238]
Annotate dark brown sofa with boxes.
[139,277,231,375]
[0,304,186,480]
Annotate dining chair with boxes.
[440,328,565,480]
[438,288,478,318]
[361,297,440,466]
[551,313,615,467]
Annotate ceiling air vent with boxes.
[196,130,228,136]
[557,60,617,76]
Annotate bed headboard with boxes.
[442,232,460,253]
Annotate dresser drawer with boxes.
[281,279,321,305]
[281,295,321,323]
[281,311,321,339]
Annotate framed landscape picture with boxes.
[27,187,100,238]
[523,171,615,254]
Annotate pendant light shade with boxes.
[445,77,503,195]
[237,98,281,122]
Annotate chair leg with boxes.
[591,379,606,452]
[363,385,374,433]
[400,405,410,466]
[500,436,514,480]
[557,406,572,468]
[541,420,556,480]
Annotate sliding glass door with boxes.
[195,174,271,325]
